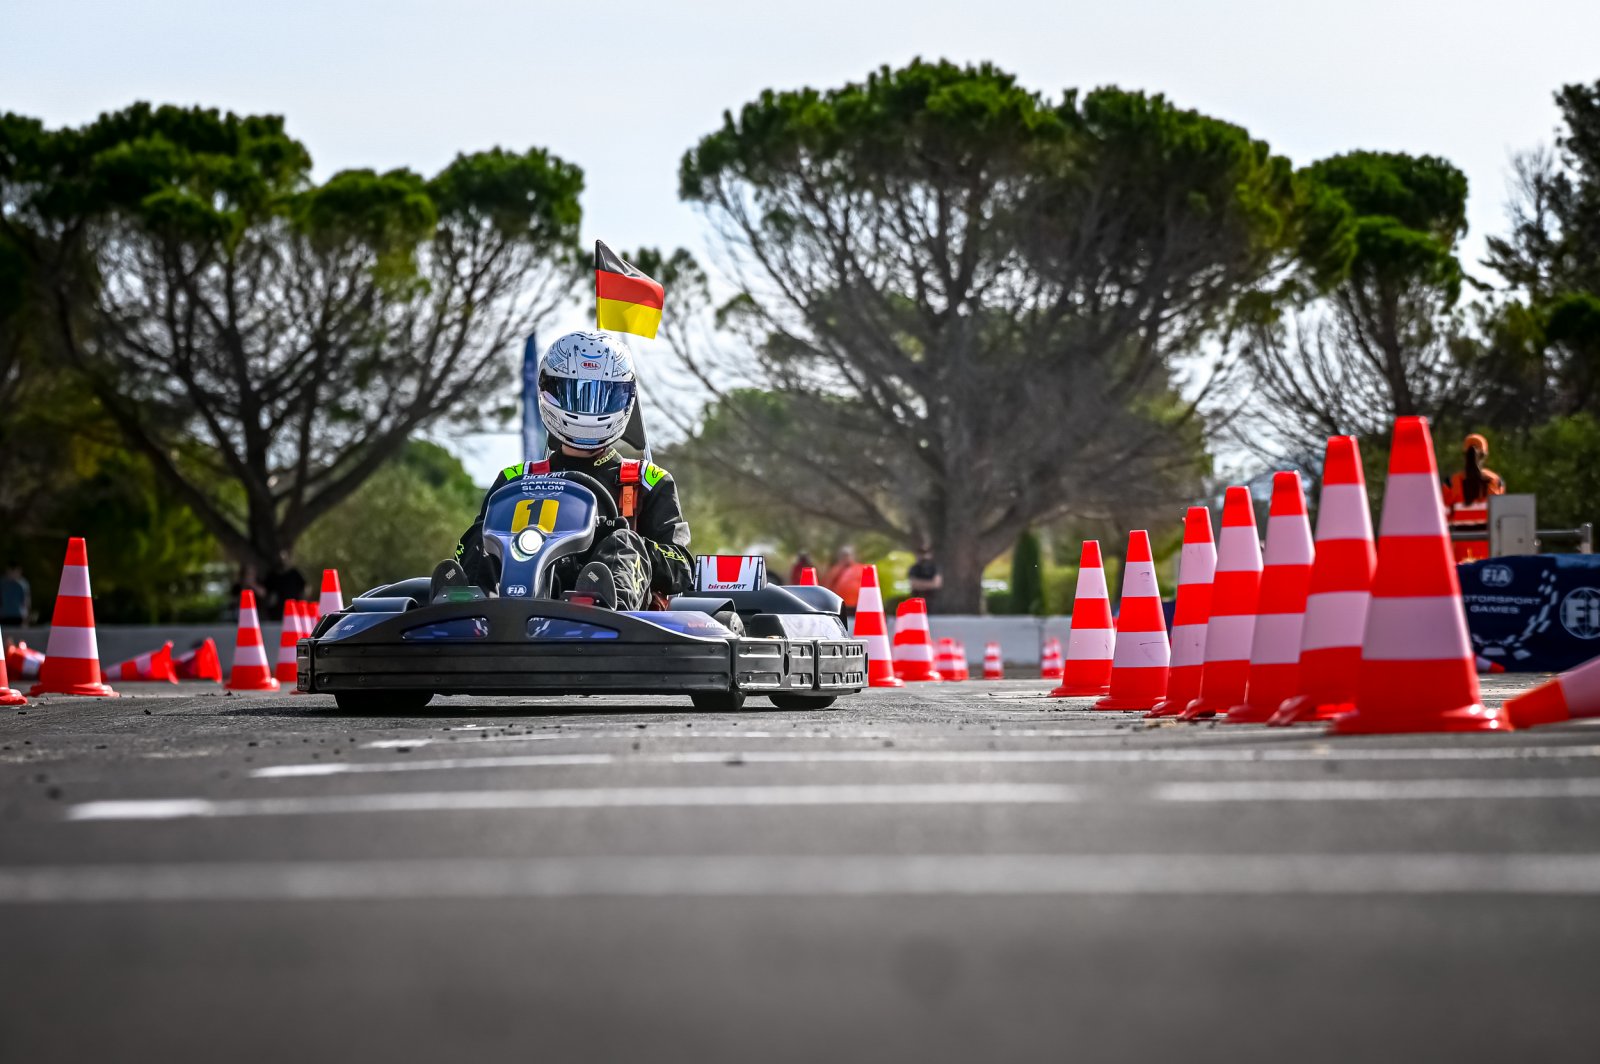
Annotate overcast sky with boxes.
[6,0,1597,478]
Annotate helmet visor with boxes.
[543,376,636,417]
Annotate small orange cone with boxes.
[852,565,902,688]
[318,569,345,617]
[104,642,178,683]
[1503,654,1600,728]
[7,641,44,681]
[1330,416,1508,733]
[1181,488,1261,720]
[1039,637,1063,680]
[227,590,281,693]
[31,538,117,697]
[1270,437,1377,726]
[891,598,942,681]
[1050,541,1114,697]
[1225,472,1314,724]
[1149,507,1215,718]
[1094,530,1170,710]
[953,641,971,681]
[935,638,963,681]
[175,638,223,683]
[798,567,818,586]
[983,641,1004,680]
[275,600,303,686]
[0,622,25,706]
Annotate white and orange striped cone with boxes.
[0,622,25,705]
[1050,541,1114,697]
[1039,637,1063,680]
[852,565,902,688]
[275,600,303,687]
[7,641,44,681]
[227,589,280,693]
[175,638,223,683]
[1269,437,1376,726]
[318,569,345,617]
[105,642,178,683]
[935,638,963,681]
[1503,653,1600,728]
[798,567,818,586]
[1094,530,1170,711]
[31,538,117,697]
[983,641,1004,680]
[1225,472,1313,724]
[891,597,942,681]
[1148,507,1216,718]
[1181,487,1261,720]
[1475,655,1507,675]
[1330,416,1507,733]
[953,640,971,681]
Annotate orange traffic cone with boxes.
[105,642,178,683]
[1270,437,1376,726]
[798,567,818,586]
[319,569,345,617]
[1094,531,1170,711]
[1503,654,1600,728]
[7,641,44,681]
[1330,417,1508,733]
[31,538,117,697]
[227,590,281,693]
[0,622,25,706]
[1050,541,1114,697]
[852,565,902,688]
[175,638,223,683]
[1039,637,1063,680]
[934,638,963,681]
[953,641,971,681]
[983,641,1004,680]
[1225,473,1313,723]
[1149,507,1215,718]
[1181,488,1261,719]
[275,600,303,686]
[892,598,942,682]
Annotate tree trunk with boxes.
[933,509,987,614]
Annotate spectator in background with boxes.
[823,545,864,622]
[228,563,268,620]
[908,544,943,611]
[1442,433,1507,563]
[788,551,815,585]
[1,561,30,626]
[267,550,308,620]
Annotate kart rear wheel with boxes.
[767,694,838,711]
[690,690,746,712]
[334,690,434,713]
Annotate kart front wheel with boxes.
[690,691,746,712]
[334,691,434,713]
[767,694,838,711]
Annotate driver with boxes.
[439,331,693,610]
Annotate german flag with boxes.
[595,240,664,339]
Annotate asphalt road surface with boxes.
[4,674,1600,1063]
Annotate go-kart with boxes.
[297,470,867,712]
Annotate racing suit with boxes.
[454,448,694,611]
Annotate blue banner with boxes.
[521,332,545,462]
[1462,554,1600,672]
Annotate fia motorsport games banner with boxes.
[1462,554,1600,673]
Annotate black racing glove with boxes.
[595,516,631,540]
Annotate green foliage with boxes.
[1486,414,1600,529]
[1009,530,1044,616]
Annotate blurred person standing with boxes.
[907,544,943,612]
[1,561,30,626]
[1442,433,1507,563]
[823,546,864,622]
[788,551,815,585]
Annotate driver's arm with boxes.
[636,465,694,595]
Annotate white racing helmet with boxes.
[537,330,637,451]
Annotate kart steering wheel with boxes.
[546,470,620,521]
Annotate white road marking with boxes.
[355,727,1246,750]
[1154,778,1600,802]
[5,853,1600,903]
[65,783,1088,821]
[256,743,1600,779]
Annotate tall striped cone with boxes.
[1225,472,1314,723]
[7,642,44,680]
[1148,507,1216,717]
[1181,488,1262,719]
[227,590,280,693]
[851,565,902,688]
[174,638,223,683]
[1503,654,1600,728]
[891,598,942,681]
[0,622,25,705]
[275,599,303,686]
[1094,531,1170,711]
[31,538,117,697]
[953,640,971,682]
[1039,637,1063,680]
[935,638,963,681]
[105,642,178,683]
[1330,416,1507,733]
[798,567,818,586]
[1050,541,1114,697]
[983,641,1004,680]
[1270,437,1377,726]
[319,569,345,617]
